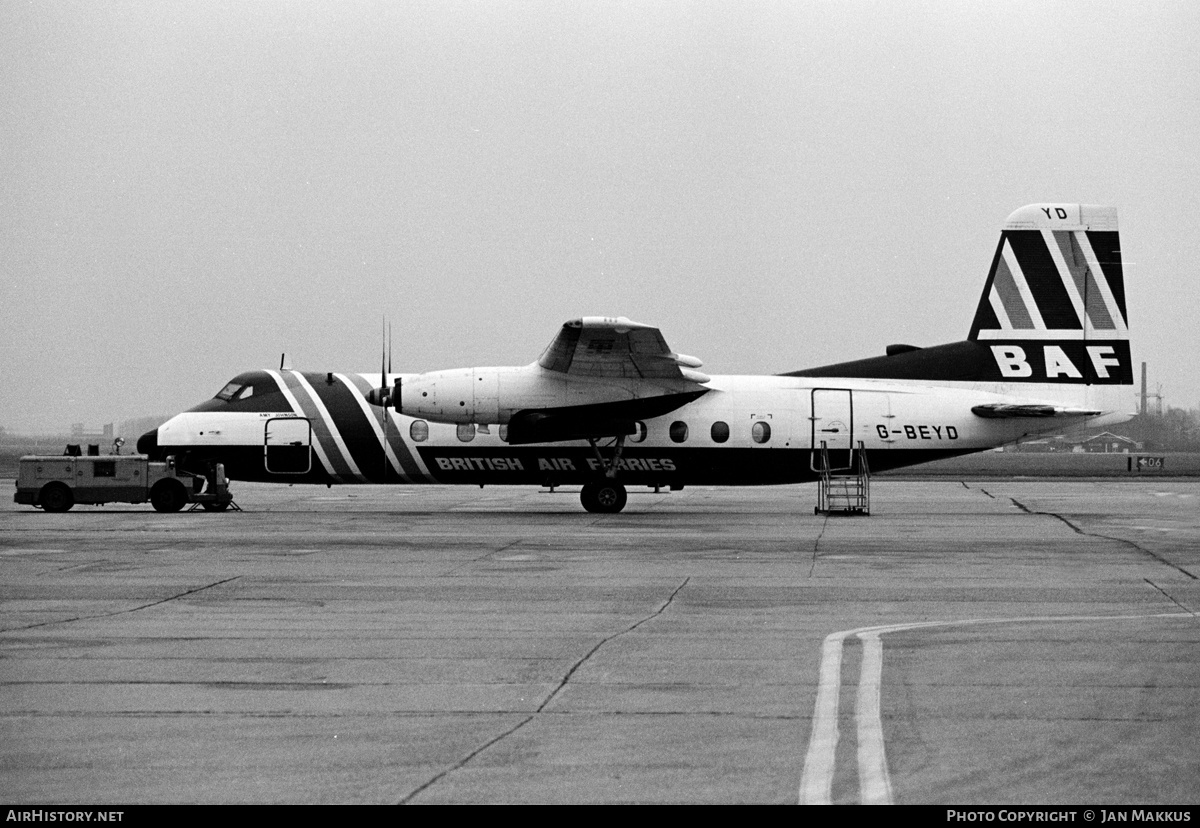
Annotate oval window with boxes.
[456,423,475,443]
[629,421,647,443]
[710,421,730,443]
[751,421,771,444]
[410,420,429,442]
[669,421,688,443]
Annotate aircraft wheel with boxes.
[150,480,188,513]
[201,501,229,512]
[581,481,627,514]
[39,483,74,513]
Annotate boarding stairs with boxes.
[814,440,870,516]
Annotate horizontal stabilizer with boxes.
[971,403,1101,419]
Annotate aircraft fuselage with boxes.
[134,203,1134,513]
[147,369,1120,489]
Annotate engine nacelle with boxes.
[398,364,645,425]
[399,367,500,424]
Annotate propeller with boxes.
[379,320,391,482]
[365,320,404,482]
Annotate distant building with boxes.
[69,423,115,454]
[70,423,114,442]
[1073,432,1140,454]
[119,416,171,440]
[1007,438,1059,453]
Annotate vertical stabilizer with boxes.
[968,204,1131,387]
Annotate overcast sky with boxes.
[2,1,1197,434]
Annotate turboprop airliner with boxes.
[137,203,1134,513]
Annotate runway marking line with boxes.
[798,611,1195,805]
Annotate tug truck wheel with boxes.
[580,481,628,514]
[150,479,188,513]
[39,482,74,513]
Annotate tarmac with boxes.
[1,479,1197,804]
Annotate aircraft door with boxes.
[264,417,312,474]
[811,388,853,471]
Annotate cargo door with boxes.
[811,388,854,471]
[264,417,311,474]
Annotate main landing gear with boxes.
[580,480,627,514]
[579,434,628,514]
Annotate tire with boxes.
[580,481,628,514]
[39,483,74,513]
[150,480,188,513]
[201,501,229,512]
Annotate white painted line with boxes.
[1076,230,1128,332]
[293,371,365,480]
[975,327,1125,340]
[265,369,345,483]
[800,612,1191,805]
[1041,228,1088,330]
[989,286,1014,331]
[798,634,844,805]
[855,631,893,805]
[334,373,413,483]
[1002,240,1048,330]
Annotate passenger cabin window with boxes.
[410,421,429,442]
[629,422,647,443]
[669,421,688,443]
[456,423,475,443]
[710,421,730,443]
[752,421,771,444]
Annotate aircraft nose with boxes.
[136,428,159,456]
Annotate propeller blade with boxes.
[380,318,388,482]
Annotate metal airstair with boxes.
[814,440,870,515]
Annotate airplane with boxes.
[137,203,1134,513]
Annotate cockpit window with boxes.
[189,372,280,415]
[215,382,243,402]
[214,382,256,403]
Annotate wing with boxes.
[537,317,710,384]
[504,317,710,445]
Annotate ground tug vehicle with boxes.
[14,452,234,513]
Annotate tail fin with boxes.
[785,203,1133,407]
[968,203,1132,386]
